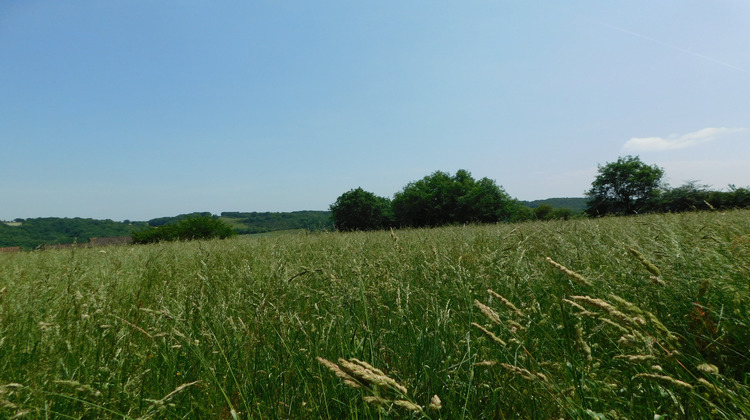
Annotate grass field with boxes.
[1,210,748,418]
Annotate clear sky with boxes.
[2,1,749,221]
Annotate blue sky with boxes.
[2,1,749,221]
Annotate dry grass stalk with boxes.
[500,363,545,382]
[350,358,387,378]
[156,380,200,404]
[574,324,592,362]
[0,383,24,393]
[696,378,724,395]
[628,247,662,277]
[471,322,506,346]
[546,257,592,286]
[473,360,498,367]
[697,363,719,375]
[599,317,631,334]
[570,295,616,313]
[506,319,526,333]
[618,334,640,347]
[0,400,18,410]
[362,395,389,406]
[487,289,524,317]
[54,380,102,398]
[474,300,502,326]
[571,296,645,328]
[634,373,693,390]
[607,294,644,316]
[645,311,677,342]
[337,358,408,395]
[316,357,361,389]
[650,275,666,286]
[429,394,442,410]
[562,298,588,313]
[614,354,657,362]
[393,399,423,412]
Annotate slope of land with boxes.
[0,217,146,249]
[1,210,748,418]
[521,197,587,212]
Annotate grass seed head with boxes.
[614,354,657,362]
[471,322,506,346]
[696,378,724,395]
[429,394,442,411]
[316,357,361,389]
[363,395,389,406]
[574,324,592,362]
[634,373,693,390]
[393,399,423,412]
[474,300,502,326]
[627,247,662,277]
[338,358,408,395]
[500,363,537,381]
[487,289,524,317]
[697,363,719,375]
[546,257,592,286]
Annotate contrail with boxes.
[598,22,750,75]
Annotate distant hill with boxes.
[0,211,334,250]
[0,217,146,250]
[4,202,597,250]
[220,211,333,234]
[521,197,587,213]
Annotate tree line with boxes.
[330,160,750,231]
[0,217,145,250]
[330,169,566,231]
[584,155,750,216]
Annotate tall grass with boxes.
[0,210,748,418]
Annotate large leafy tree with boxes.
[392,170,517,227]
[585,156,665,216]
[330,188,392,231]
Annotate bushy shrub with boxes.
[132,215,235,244]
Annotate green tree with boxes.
[657,181,711,212]
[133,215,235,244]
[330,188,392,231]
[585,156,665,216]
[392,170,518,227]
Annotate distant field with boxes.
[1,210,748,418]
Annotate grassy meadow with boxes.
[0,210,749,418]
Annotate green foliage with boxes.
[523,197,587,213]
[220,211,333,234]
[392,169,519,227]
[656,182,750,213]
[531,204,579,221]
[0,218,145,249]
[707,185,750,209]
[132,215,235,244]
[586,155,665,216]
[329,188,392,231]
[658,181,712,212]
[1,210,749,418]
[147,212,213,227]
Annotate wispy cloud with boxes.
[623,127,746,152]
[598,23,750,75]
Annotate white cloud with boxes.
[623,127,746,152]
